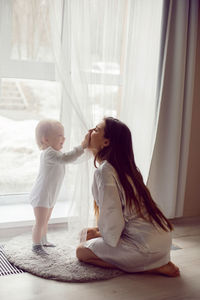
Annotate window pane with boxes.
[0,78,61,196]
[11,0,53,62]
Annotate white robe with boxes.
[30,145,84,208]
[85,160,172,272]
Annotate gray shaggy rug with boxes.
[3,232,124,282]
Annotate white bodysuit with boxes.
[85,160,172,273]
[30,146,84,208]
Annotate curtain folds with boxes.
[47,0,176,239]
[47,0,170,238]
[147,0,199,218]
[47,0,165,238]
[119,0,164,182]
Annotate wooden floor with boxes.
[0,216,200,300]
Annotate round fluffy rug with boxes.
[4,232,125,282]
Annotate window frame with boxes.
[0,0,55,81]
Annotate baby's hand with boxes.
[81,131,91,149]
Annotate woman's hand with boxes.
[86,227,101,241]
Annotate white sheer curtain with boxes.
[120,0,164,182]
[147,0,199,218]
[47,0,165,239]
[0,0,198,231]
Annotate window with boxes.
[0,0,61,205]
[0,0,164,213]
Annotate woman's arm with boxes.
[95,167,125,247]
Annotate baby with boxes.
[30,119,89,255]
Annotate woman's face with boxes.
[89,120,109,154]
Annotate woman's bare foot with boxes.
[144,262,180,277]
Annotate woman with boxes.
[76,117,180,276]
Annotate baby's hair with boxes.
[35,119,63,150]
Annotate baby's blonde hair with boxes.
[35,119,63,150]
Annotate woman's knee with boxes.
[76,244,95,262]
[76,244,86,261]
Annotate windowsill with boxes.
[0,201,70,229]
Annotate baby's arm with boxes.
[45,146,83,164]
[47,132,90,164]
[60,131,90,163]
[60,145,84,163]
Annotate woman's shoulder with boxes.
[98,160,115,172]
[94,160,117,181]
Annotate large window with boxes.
[0,0,60,204]
[0,0,164,211]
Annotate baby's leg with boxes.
[42,207,53,238]
[41,207,56,247]
[32,207,49,244]
[32,207,50,255]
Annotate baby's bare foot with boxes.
[144,262,180,277]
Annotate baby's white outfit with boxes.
[30,145,84,208]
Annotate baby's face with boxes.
[46,125,65,151]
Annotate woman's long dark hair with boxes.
[94,117,173,232]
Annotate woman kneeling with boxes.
[76,117,180,277]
